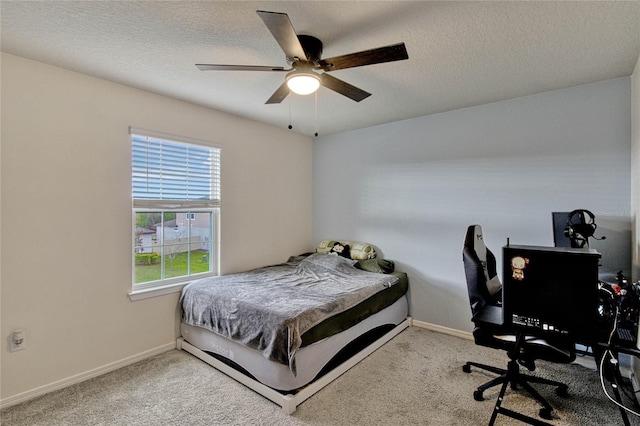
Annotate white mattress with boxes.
[180,295,409,391]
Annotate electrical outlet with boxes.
[9,329,26,352]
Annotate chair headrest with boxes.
[464,224,502,297]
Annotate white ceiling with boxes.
[2,1,639,136]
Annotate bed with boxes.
[176,241,410,413]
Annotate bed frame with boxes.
[177,316,412,414]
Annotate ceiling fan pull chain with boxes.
[288,95,293,130]
[314,92,319,137]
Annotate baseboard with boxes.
[0,324,467,410]
[411,320,473,341]
[0,342,176,410]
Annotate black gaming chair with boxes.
[462,225,576,425]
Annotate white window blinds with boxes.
[131,129,220,209]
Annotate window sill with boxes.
[128,282,188,301]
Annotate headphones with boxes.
[564,209,598,247]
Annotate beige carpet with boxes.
[2,327,638,425]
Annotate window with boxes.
[130,128,220,296]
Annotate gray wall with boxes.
[313,77,632,332]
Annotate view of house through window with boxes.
[134,211,214,283]
[131,129,220,290]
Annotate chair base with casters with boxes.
[463,331,570,426]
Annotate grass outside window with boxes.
[134,249,210,284]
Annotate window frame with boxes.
[128,127,221,301]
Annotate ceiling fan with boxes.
[196,10,409,104]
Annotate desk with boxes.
[591,339,640,426]
[574,317,640,426]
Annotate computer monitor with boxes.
[502,244,601,342]
[551,211,572,247]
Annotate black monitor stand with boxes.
[551,212,572,248]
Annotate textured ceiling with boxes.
[1,1,639,136]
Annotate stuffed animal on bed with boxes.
[328,242,351,259]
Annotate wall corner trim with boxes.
[412,320,474,341]
[0,342,176,410]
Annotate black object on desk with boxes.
[502,244,601,343]
[499,243,640,424]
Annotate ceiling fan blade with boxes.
[319,73,371,102]
[196,64,286,72]
[265,81,290,104]
[257,10,307,61]
[318,43,408,71]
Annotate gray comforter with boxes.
[180,253,399,374]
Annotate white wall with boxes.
[626,54,639,393]
[313,78,632,332]
[632,54,640,283]
[0,53,312,404]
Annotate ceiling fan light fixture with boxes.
[286,71,320,95]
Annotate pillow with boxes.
[316,240,376,260]
[301,253,357,270]
[349,242,376,260]
[329,242,351,258]
[316,240,339,255]
[357,258,395,274]
[287,252,314,263]
[286,254,310,264]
